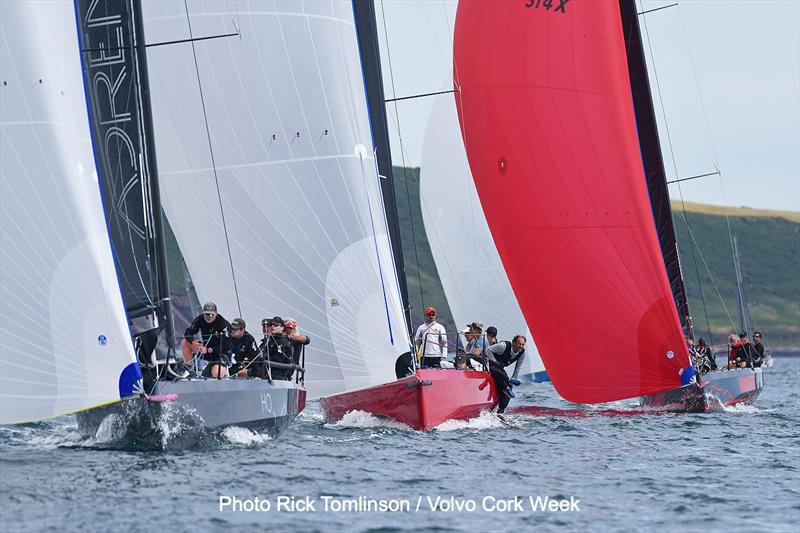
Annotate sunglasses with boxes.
[230,327,241,332]
[204,313,215,317]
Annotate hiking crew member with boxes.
[226,318,260,378]
[414,306,448,368]
[486,335,527,413]
[183,302,230,377]
[735,332,756,368]
[259,317,294,380]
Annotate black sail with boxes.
[76,0,173,341]
[352,0,412,334]
[619,0,692,334]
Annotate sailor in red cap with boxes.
[414,306,448,367]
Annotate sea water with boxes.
[1,357,798,532]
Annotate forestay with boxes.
[0,1,139,424]
[453,0,692,403]
[140,0,409,397]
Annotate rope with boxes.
[182,0,242,318]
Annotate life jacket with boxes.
[496,341,525,367]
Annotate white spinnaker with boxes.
[0,1,138,424]
[419,90,545,375]
[141,0,409,397]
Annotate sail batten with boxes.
[453,0,691,403]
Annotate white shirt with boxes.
[414,321,448,357]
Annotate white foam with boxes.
[220,426,272,445]
[327,410,409,430]
[434,410,508,431]
[719,402,776,414]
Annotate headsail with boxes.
[0,1,139,424]
[140,0,409,397]
[453,0,691,403]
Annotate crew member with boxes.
[752,331,765,367]
[284,318,310,380]
[226,318,260,378]
[183,302,230,377]
[486,335,528,413]
[414,306,448,368]
[259,316,294,380]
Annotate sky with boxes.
[376,0,800,212]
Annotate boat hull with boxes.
[319,369,498,430]
[76,379,306,448]
[639,367,763,412]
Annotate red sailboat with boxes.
[452,0,762,410]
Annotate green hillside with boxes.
[392,166,800,349]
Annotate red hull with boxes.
[319,369,499,430]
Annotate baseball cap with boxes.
[230,318,246,330]
[425,306,437,316]
[202,302,217,314]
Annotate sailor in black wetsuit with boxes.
[226,318,260,378]
[752,331,765,367]
[257,316,294,380]
[183,302,230,378]
[284,318,310,380]
[486,335,528,413]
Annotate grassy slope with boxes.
[671,202,799,348]
[391,165,799,347]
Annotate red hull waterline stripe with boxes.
[453,0,690,403]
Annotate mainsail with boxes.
[453,0,692,403]
[140,0,409,397]
[0,0,139,424]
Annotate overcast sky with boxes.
[376,0,799,212]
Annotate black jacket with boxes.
[256,335,294,379]
[184,314,230,360]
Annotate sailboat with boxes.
[451,0,763,412]
[319,1,501,430]
[1,0,415,443]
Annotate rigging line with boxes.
[80,31,240,53]
[677,4,720,164]
[637,3,678,16]
[182,0,242,318]
[639,2,708,336]
[385,89,459,103]
[379,0,425,317]
[666,170,720,184]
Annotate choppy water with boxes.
[1,357,798,532]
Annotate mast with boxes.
[618,0,693,338]
[351,0,412,335]
[732,237,752,334]
[131,0,175,350]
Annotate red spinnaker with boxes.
[453,0,691,403]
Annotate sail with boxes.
[73,0,166,321]
[419,89,545,375]
[140,0,409,397]
[0,0,140,424]
[453,0,692,403]
[618,0,691,333]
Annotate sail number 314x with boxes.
[525,0,570,14]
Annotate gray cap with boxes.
[230,318,246,330]
[202,302,217,314]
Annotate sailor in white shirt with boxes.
[414,306,448,367]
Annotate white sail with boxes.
[0,1,139,424]
[419,89,545,376]
[141,0,409,397]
